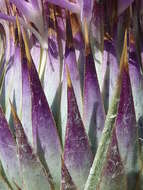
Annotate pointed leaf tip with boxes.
[9,99,19,125]
[10,101,52,190]
[26,50,62,188]
[84,19,90,53]
[64,68,93,189]
[22,29,32,67]
[120,30,128,72]
[15,14,21,44]
[66,64,72,88]
[83,47,105,153]
[0,106,22,189]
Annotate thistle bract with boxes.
[0,0,142,190]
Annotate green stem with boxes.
[84,79,121,190]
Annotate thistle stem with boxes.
[84,79,121,190]
[84,31,128,190]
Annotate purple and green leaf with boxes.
[22,29,62,189]
[99,130,126,190]
[60,13,83,144]
[64,67,93,190]
[83,44,105,154]
[10,102,53,190]
[84,31,127,190]
[0,106,22,189]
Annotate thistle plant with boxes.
[0,0,142,190]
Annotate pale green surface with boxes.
[84,80,121,190]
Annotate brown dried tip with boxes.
[70,13,80,38]
[66,64,72,88]
[129,31,135,45]
[66,11,74,48]
[15,15,21,44]
[120,30,128,72]
[49,4,55,22]
[84,19,89,45]
[104,32,113,41]
[84,19,90,55]
[22,29,32,68]
[48,5,56,37]
[9,100,19,125]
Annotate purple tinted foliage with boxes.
[64,75,93,190]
